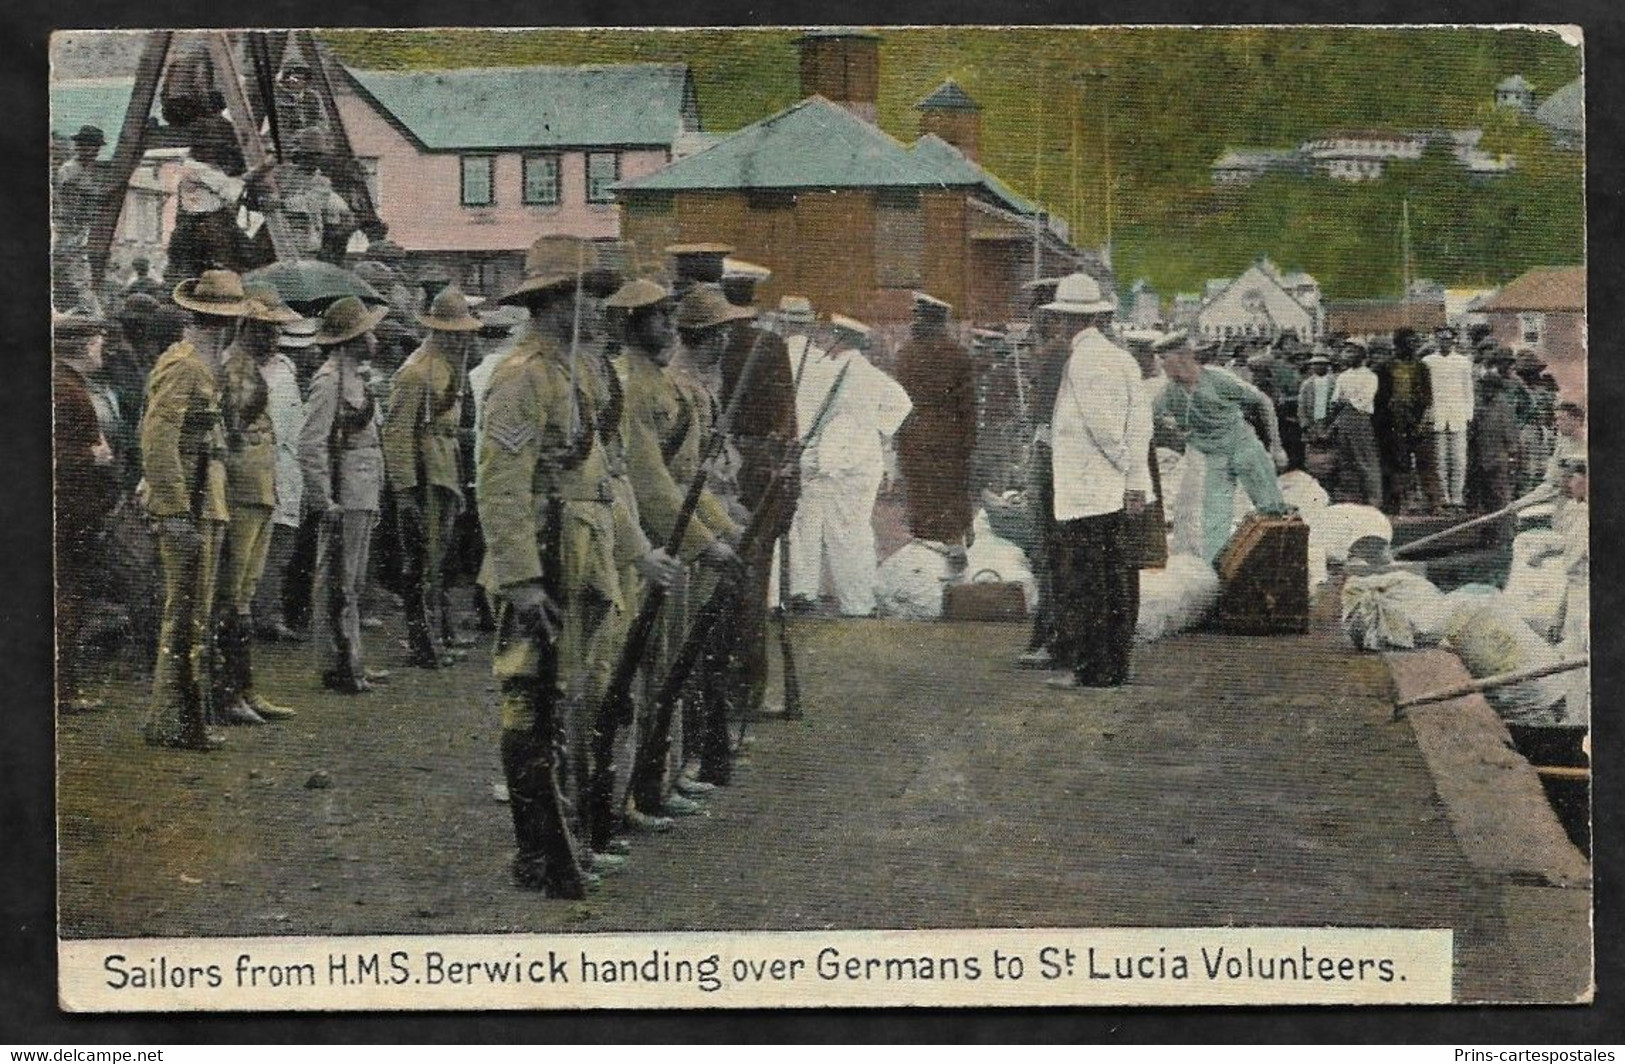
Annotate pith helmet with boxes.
[173,269,250,317]
[1042,273,1114,315]
[314,295,388,346]
[417,286,483,332]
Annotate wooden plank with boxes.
[204,31,297,261]
[85,30,171,287]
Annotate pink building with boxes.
[333,63,702,297]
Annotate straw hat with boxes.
[912,291,952,315]
[173,270,250,317]
[777,295,815,324]
[675,283,753,331]
[668,243,733,286]
[314,295,388,346]
[417,286,482,332]
[1042,273,1114,315]
[242,282,302,325]
[604,277,672,312]
[499,235,588,306]
[722,258,772,283]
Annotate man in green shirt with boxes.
[1155,339,1291,562]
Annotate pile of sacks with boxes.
[1441,586,1571,726]
[875,509,1038,621]
[1136,553,1220,643]
[1341,566,1449,651]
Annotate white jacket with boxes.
[1423,351,1476,432]
[791,335,912,480]
[1051,327,1153,521]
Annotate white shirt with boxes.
[1050,327,1153,521]
[1422,351,1476,432]
[1332,365,1378,415]
[262,352,306,527]
[790,335,912,479]
[177,157,244,215]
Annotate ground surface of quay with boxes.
[57,587,1590,1003]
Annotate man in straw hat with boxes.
[720,257,772,309]
[139,270,249,750]
[665,243,732,298]
[1155,332,1291,564]
[299,295,389,695]
[252,316,314,642]
[615,279,742,818]
[53,125,107,315]
[1042,273,1153,690]
[211,283,304,726]
[384,286,482,669]
[787,311,913,619]
[893,290,978,549]
[477,236,643,894]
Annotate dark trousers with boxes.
[1052,511,1136,687]
[1027,442,1058,653]
[395,485,458,664]
[1334,408,1384,507]
[251,521,299,631]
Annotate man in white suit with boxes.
[1045,274,1154,689]
[787,313,913,616]
[1423,328,1475,508]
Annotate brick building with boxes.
[1479,265,1586,401]
[616,31,1098,328]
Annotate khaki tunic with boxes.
[617,349,738,562]
[383,342,465,500]
[219,342,277,509]
[140,340,229,523]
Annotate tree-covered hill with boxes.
[323,26,1584,299]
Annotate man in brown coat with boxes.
[894,291,978,547]
[54,314,118,713]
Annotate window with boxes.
[586,152,619,203]
[523,154,561,206]
[1519,312,1545,347]
[460,155,494,207]
[874,188,923,288]
[358,158,381,208]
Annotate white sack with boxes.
[1442,588,1567,724]
[1340,569,1449,651]
[1503,529,1567,638]
[1136,553,1220,643]
[966,509,1038,610]
[1306,503,1392,564]
[1277,469,1332,515]
[875,542,952,620]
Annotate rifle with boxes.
[600,324,774,729]
[645,359,851,757]
[773,332,817,722]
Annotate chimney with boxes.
[796,29,881,123]
[917,79,982,163]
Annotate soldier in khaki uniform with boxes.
[140,270,246,751]
[299,296,388,694]
[619,282,745,811]
[213,282,303,725]
[384,287,480,668]
[480,239,620,895]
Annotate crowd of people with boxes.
[53,203,1585,899]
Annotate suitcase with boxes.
[942,568,1028,623]
[1215,513,1310,635]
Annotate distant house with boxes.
[1479,266,1587,400]
[1167,292,1203,334]
[1125,279,1162,327]
[1195,259,1322,341]
[1535,77,1583,151]
[616,35,1099,327]
[1495,74,1535,114]
[1300,131,1425,182]
[333,63,702,296]
[1209,148,1300,186]
[49,77,178,280]
[1324,297,1446,341]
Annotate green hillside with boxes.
[323,26,1584,299]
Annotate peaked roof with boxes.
[1480,266,1585,312]
[50,77,135,160]
[620,95,976,193]
[1202,260,1316,320]
[1498,74,1533,92]
[917,80,979,112]
[344,64,696,150]
[909,133,1035,214]
[1535,77,1583,135]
